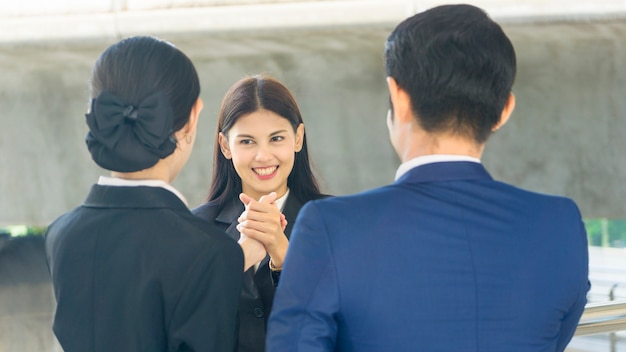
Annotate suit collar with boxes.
[395,161,493,185]
[213,198,244,242]
[282,194,304,238]
[395,155,481,181]
[83,184,189,211]
[97,176,188,206]
[215,198,244,225]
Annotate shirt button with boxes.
[253,307,264,318]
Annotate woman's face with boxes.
[220,109,304,201]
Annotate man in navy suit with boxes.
[266,4,590,352]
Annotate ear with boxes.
[174,97,203,144]
[493,93,515,132]
[294,123,304,152]
[186,97,203,135]
[218,132,232,159]
[386,76,413,124]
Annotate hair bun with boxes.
[85,91,177,172]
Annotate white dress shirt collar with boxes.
[97,176,188,206]
[274,189,289,211]
[395,154,481,181]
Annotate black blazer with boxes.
[45,185,243,352]
[193,192,325,352]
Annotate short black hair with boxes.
[385,4,516,143]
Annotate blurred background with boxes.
[1,1,625,351]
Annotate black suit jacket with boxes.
[45,185,243,352]
[192,192,324,352]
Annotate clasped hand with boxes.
[237,192,288,272]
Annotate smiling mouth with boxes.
[253,166,278,176]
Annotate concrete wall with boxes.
[490,21,626,218]
[0,235,61,352]
[2,20,626,226]
[1,18,626,352]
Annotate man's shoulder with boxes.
[307,178,582,220]
[304,184,399,213]
[493,179,581,211]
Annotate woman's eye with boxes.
[271,136,285,142]
[239,139,254,145]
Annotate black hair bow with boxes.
[85,91,177,172]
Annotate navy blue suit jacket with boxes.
[267,162,589,352]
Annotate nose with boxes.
[254,144,273,162]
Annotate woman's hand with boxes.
[238,235,267,272]
[237,192,289,270]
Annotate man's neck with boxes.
[399,131,484,163]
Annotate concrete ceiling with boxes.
[1,0,626,45]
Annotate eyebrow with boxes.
[234,130,288,139]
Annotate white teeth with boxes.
[254,166,277,176]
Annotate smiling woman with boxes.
[192,74,327,352]
[219,108,304,201]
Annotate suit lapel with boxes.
[281,194,305,240]
[214,199,244,242]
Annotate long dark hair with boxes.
[207,75,321,210]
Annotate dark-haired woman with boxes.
[193,74,326,352]
[44,36,243,352]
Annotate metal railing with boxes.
[575,300,626,336]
